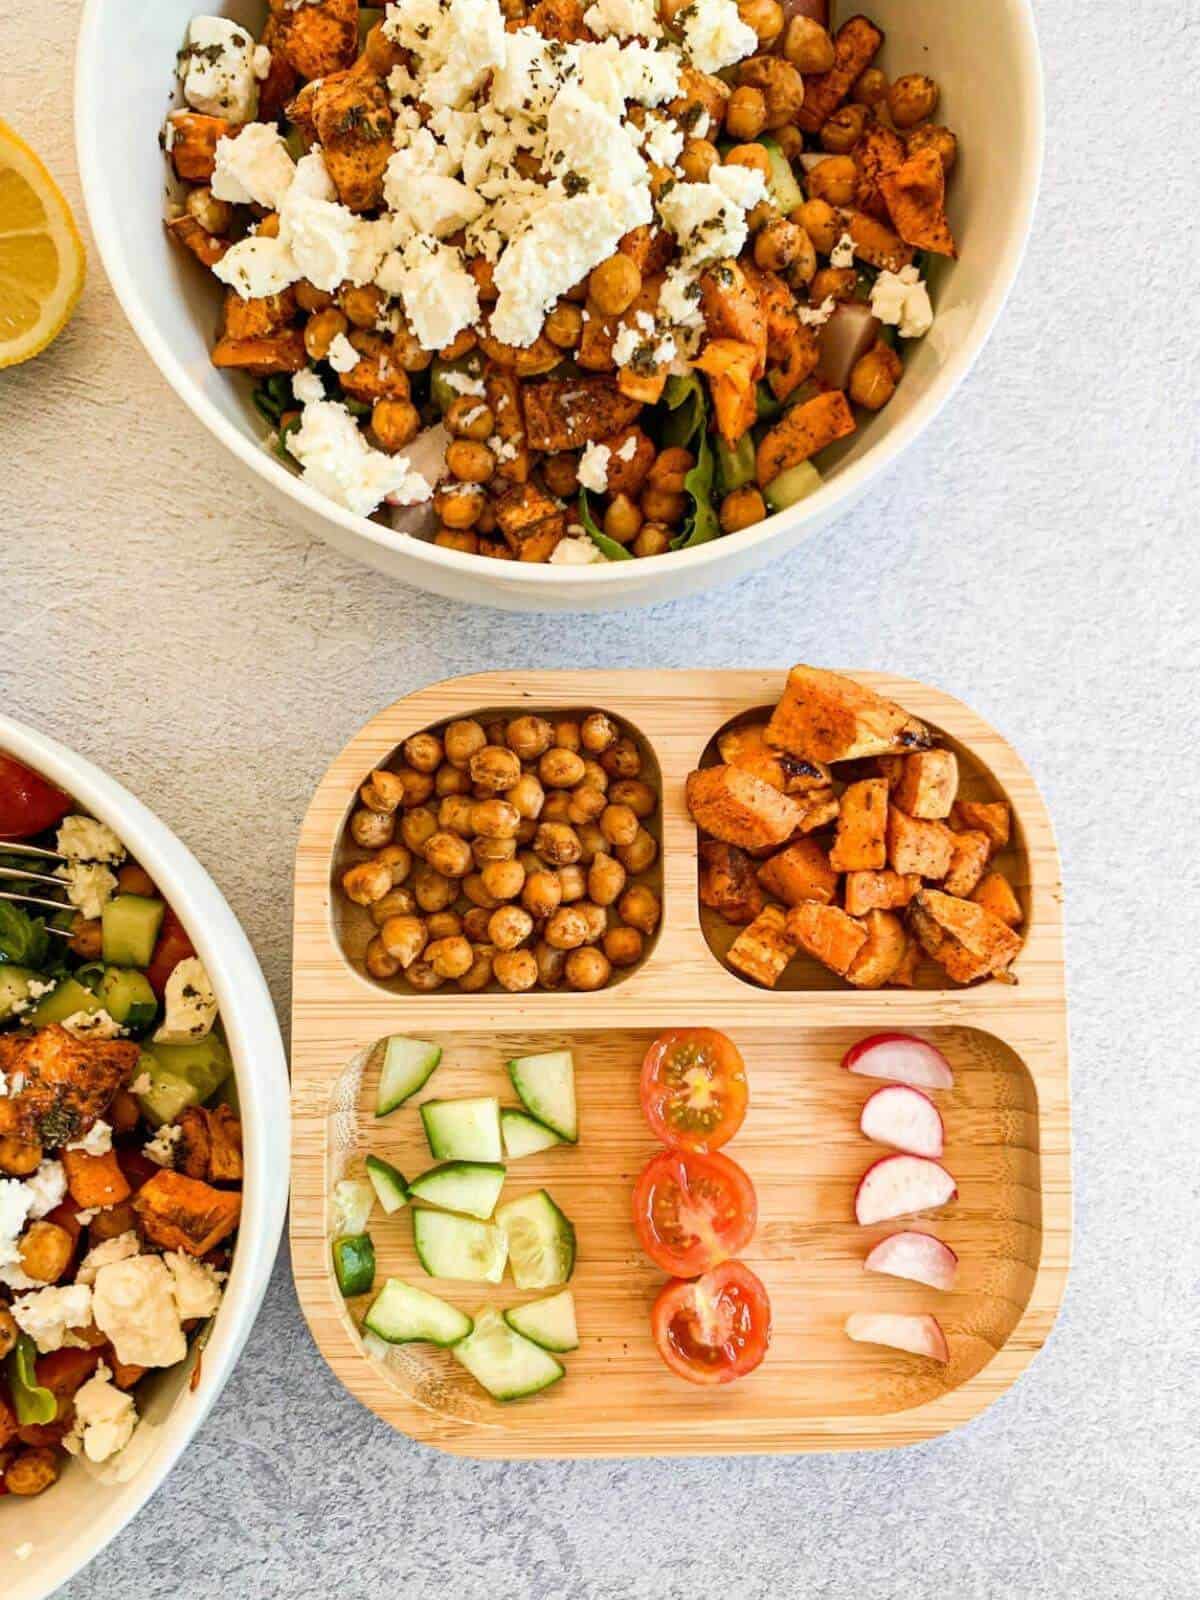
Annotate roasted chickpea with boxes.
[494,948,538,992]
[505,772,545,820]
[557,864,587,903]
[396,767,435,807]
[503,715,553,761]
[565,947,612,991]
[599,802,640,848]
[400,806,438,854]
[810,266,858,304]
[807,154,858,207]
[87,1201,136,1242]
[364,933,402,980]
[588,852,627,907]
[405,960,445,992]
[445,439,496,484]
[600,736,641,779]
[0,1136,41,1176]
[632,524,671,558]
[539,748,587,788]
[534,941,567,989]
[747,198,779,235]
[437,794,475,837]
[379,914,427,968]
[574,821,607,864]
[340,283,385,327]
[472,833,517,866]
[435,761,471,796]
[820,103,868,154]
[852,65,889,108]
[458,948,494,991]
[18,1221,73,1284]
[544,300,584,348]
[342,859,393,905]
[469,799,518,840]
[737,57,805,129]
[303,306,348,362]
[426,911,463,941]
[542,452,580,498]
[488,904,534,950]
[640,486,687,525]
[423,831,473,879]
[462,906,493,942]
[439,326,478,361]
[906,123,958,175]
[523,870,563,919]
[463,872,500,910]
[617,826,658,875]
[294,279,333,313]
[737,0,784,45]
[426,935,474,980]
[720,485,768,535]
[566,784,607,825]
[413,863,456,912]
[534,821,583,866]
[545,905,589,950]
[255,212,281,238]
[481,858,525,901]
[444,397,494,441]
[607,778,655,818]
[588,253,641,316]
[403,731,443,773]
[6,1448,59,1497]
[725,85,768,141]
[434,482,485,530]
[540,789,573,824]
[754,216,806,272]
[679,137,719,182]
[372,399,421,454]
[470,745,522,792]
[889,73,940,129]
[117,863,156,897]
[0,1306,17,1360]
[554,718,582,752]
[646,448,694,497]
[724,141,772,181]
[618,883,662,933]
[849,341,903,411]
[593,494,638,548]
[360,768,405,813]
[579,900,609,943]
[787,226,819,287]
[350,807,394,849]
[109,1088,141,1136]
[377,840,416,884]
[782,13,834,70]
[370,886,417,925]
[604,923,644,967]
[444,718,487,768]
[795,197,839,254]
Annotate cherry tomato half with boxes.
[144,907,196,997]
[640,1028,748,1152]
[651,1261,772,1386]
[633,1148,757,1277]
[0,754,72,841]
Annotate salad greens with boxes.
[8,1335,56,1425]
[578,489,633,561]
[659,374,719,552]
[0,901,49,969]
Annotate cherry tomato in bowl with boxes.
[0,753,72,840]
[640,1027,748,1152]
[651,1261,772,1386]
[633,1147,757,1276]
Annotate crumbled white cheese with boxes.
[57,815,125,865]
[870,265,934,338]
[797,294,837,327]
[376,235,480,351]
[67,1119,113,1157]
[577,441,612,493]
[153,957,218,1045]
[211,123,296,210]
[130,1071,153,1097]
[584,0,662,36]
[642,112,684,170]
[92,1255,187,1370]
[143,1123,183,1168]
[180,15,259,122]
[0,1178,33,1259]
[61,1009,125,1042]
[75,1207,99,1225]
[27,977,56,998]
[550,535,606,565]
[615,433,639,461]
[77,1231,141,1286]
[253,43,272,80]
[677,0,758,74]
[12,1282,93,1353]
[831,231,856,269]
[165,1251,224,1321]
[54,860,118,920]
[0,1069,7,1097]
[326,333,360,374]
[658,166,764,268]
[65,1365,138,1464]
[287,398,435,516]
[24,1161,67,1221]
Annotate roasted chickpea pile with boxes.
[340,711,663,993]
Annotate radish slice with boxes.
[855,1154,957,1226]
[815,302,881,391]
[842,1033,954,1091]
[864,1231,958,1291]
[845,1312,949,1364]
[860,1084,944,1158]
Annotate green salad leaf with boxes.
[0,901,49,970]
[660,374,719,551]
[8,1336,56,1425]
[578,490,633,561]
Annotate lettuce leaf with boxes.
[660,374,719,551]
[578,489,634,561]
[0,901,49,969]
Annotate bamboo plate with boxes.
[291,670,1070,1458]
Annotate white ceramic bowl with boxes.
[0,716,288,1600]
[76,0,1042,613]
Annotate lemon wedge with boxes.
[0,119,86,369]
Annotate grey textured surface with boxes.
[3,2,1200,1596]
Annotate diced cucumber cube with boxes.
[420,1097,502,1163]
[412,1209,507,1284]
[507,1051,577,1143]
[364,1279,473,1347]
[495,1190,576,1291]
[452,1308,564,1401]
[504,1290,579,1353]
[406,1162,506,1221]
[101,895,165,969]
[365,1154,409,1214]
[376,1036,442,1117]
[501,1108,564,1160]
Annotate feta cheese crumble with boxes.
[165,1251,225,1321]
[677,0,758,74]
[57,815,125,865]
[92,1255,188,1370]
[180,15,259,122]
[550,535,606,565]
[24,1160,67,1220]
[831,231,856,269]
[287,398,435,516]
[65,1365,138,1464]
[12,1283,93,1353]
[54,860,118,920]
[61,1009,125,1042]
[211,123,297,211]
[870,265,935,338]
[577,442,612,493]
[77,1231,141,1287]
[143,1123,183,1169]
[67,1119,113,1157]
[153,957,219,1045]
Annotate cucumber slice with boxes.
[332,1233,376,1297]
[364,1278,473,1347]
[452,1307,564,1401]
[420,1096,502,1162]
[365,1154,409,1214]
[495,1190,576,1291]
[97,968,158,1032]
[407,1162,506,1220]
[332,1178,375,1238]
[101,895,164,969]
[504,1289,579,1353]
[29,976,102,1028]
[764,460,823,513]
[501,1108,564,1160]
[506,1052,577,1143]
[0,967,35,1022]
[135,1062,201,1128]
[715,431,756,494]
[142,1035,232,1102]
[376,1035,443,1117]
[760,134,804,214]
[412,1209,508,1284]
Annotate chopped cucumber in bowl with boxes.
[412,1209,508,1284]
[376,1035,442,1116]
[452,1307,564,1401]
[501,1107,564,1159]
[365,1153,409,1213]
[507,1050,577,1143]
[420,1096,502,1162]
[406,1161,507,1220]
[364,1279,473,1347]
[496,1189,576,1290]
[504,1290,579,1353]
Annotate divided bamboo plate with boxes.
[291,670,1070,1458]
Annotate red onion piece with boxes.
[815,301,881,391]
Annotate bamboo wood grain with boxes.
[291,671,1070,1457]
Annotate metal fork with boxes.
[0,841,74,934]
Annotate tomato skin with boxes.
[0,754,72,841]
[640,1028,748,1153]
[144,906,195,996]
[633,1148,757,1277]
[651,1262,772,1386]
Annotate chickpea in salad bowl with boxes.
[162,0,960,566]
[0,756,242,1500]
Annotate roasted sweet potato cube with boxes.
[879,147,958,258]
[755,391,856,487]
[221,288,297,342]
[686,766,802,851]
[846,909,908,988]
[717,724,830,793]
[133,1170,242,1257]
[700,841,765,925]
[887,806,954,880]
[726,905,799,988]
[483,366,530,485]
[888,934,921,988]
[61,1149,131,1211]
[165,214,229,269]
[843,868,920,917]
[797,14,884,133]
[177,1105,244,1183]
[971,871,1022,927]
[256,15,299,122]
[700,262,767,375]
[950,800,1011,854]
[311,70,394,212]
[210,330,308,375]
[0,1027,137,1148]
[855,119,908,220]
[944,829,990,898]
[792,788,840,833]
[757,839,838,907]
[175,1107,212,1182]
[908,889,1022,984]
[494,481,564,551]
[693,339,758,445]
[766,665,931,765]
[829,778,888,871]
[619,224,674,276]
[785,902,868,977]
[843,209,914,274]
[523,376,642,453]
[166,112,231,182]
[270,0,359,79]
[528,0,591,40]
[893,749,958,819]
[617,367,669,406]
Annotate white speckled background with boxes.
[4,1,1200,1594]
